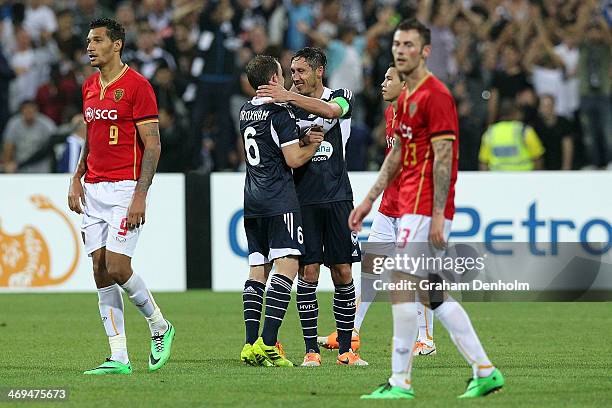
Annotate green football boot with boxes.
[83,358,132,375]
[360,383,415,399]
[149,320,175,372]
[458,368,505,398]
[240,343,258,366]
[252,337,293,367]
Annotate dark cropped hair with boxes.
[89,18,126,55]
[395,18,431,46]
[245,55,279,89]
[292,47,327,71]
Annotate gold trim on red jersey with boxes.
[133,129,137,180]
[401,73,433,116]
[407,73,433,97]
[431,135,456,142]
[135,119,159,126]
[99,64,130,100]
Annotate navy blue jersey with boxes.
[240,97,301,218]
[292,88,354,205]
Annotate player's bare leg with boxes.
[105,250,174,372]
[241,264,271,366]
[84,247,132,375]
[331,263,367,365]
[252,256,298,367]
[296,264,321,366]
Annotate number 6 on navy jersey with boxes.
[243,126,260,165]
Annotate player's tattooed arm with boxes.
[366,134,402,204]
[430,138,453,249]
[127,122,161,228]
[432,139,453,213]
[135,122,161,194]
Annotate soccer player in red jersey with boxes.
[350,19,504,399]
[319,64,437,356]
[67,18,174,375]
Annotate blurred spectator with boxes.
[314,0,341,39]
[73,0,113,37]
[24,0,57,45]
[152,62,187,123]
[457,97,482,171]
[8,26,59,113]
[285,0,313,51]
[533,94,574,170]
[0,1,25,54]
[418,0,458,83]
[487,41,530,125]
[2,100,56,173]
[145,0,173,37]
[516,86,539,128]
[0,42,14,140]
[523,8,565,110]
[157,107,185,172]
[36,64,79,125]
[338,0,365,33]
[115,2,138,51]
[479,99,544,171]
[131,26,176,80]
[191,0,242,171]
[578,18,611,169]
[554,25,585,168]
[54,10,83,62]
[163,22,196,79]
[554,27,580,119]
[56,114,85,173]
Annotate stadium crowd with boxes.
[0,0,610,173]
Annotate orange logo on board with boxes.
[0,196,79,287]
[114,89,124,102]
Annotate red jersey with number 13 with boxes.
[395,74,458,220]
[378,104,402,218]
[82,65,159,183]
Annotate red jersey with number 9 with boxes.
[82,65,158,183]
[395,74,458,220]
[378,104,402,218]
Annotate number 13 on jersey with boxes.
[404,142,417,166]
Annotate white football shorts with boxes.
[365,211,400,258]
[368,211,400,243]
[81,180,143,257]
[396,214,452,278]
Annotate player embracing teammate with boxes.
[238,55,324,367]
[257,47,366,367]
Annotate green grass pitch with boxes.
[1,292,610,407]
